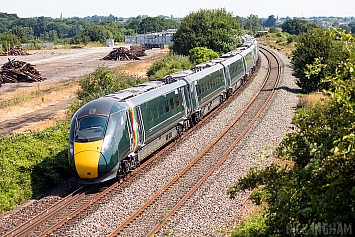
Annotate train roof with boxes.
[163,69,195,82]
[104,80,166,102]
[75,97,117,118]
[184,63,224,83]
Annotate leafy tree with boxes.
[188,47,219,64]
[81,25,112,43]
[124,15,142,33]
[349,21,355,34]
[33,16,49,37]
[0,32,20,52]
[263,15,276,27]
[339,24,351,33]
[291,28,350,92]
[70,66,147,114]
[137,17,179,34]
[242,14,261,35]
[172,8,242,56]
[9,26,29,42]
[230,58,355,236]
[282,18,319,35]
[268,26,280,33]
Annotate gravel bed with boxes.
[52,47,299,237]
[156,48,300,236]
[0,177,80,236]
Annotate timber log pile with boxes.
[102,44,146,61]
[0,45,30,56]
[129,44,146,57]
[0,59,44,87]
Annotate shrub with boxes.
[146,54,192,79]
[188,47,219,65]
[68,66,147,115]
[0,122,71,213]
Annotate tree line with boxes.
[0,13,180,51]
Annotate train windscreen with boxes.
[75,116,108,141]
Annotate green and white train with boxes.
[68,36,259,184]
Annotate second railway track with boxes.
[108,46,281,237]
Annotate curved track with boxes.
[2,46,279,237]
[107,46,281,237]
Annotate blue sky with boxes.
[1,0,354,19]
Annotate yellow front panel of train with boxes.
[74,140,103,179]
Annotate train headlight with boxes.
[69,143,74,157]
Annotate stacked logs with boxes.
[129,44,146,57]
[102,44,146,61]
[0,45,30,56]
[0,59,44,87]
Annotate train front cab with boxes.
[68,99,131,184]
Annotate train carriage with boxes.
[183,64,226,122]
[68,97,132,183]
[126,80,190,161]
[69,35,259,184]
[219,52,246,95]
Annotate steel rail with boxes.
[147,46,281,236]
[3,185,89,237]
[107,46,281,237]
[3,47,263,237]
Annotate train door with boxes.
[223,65,232,95]
[191,80,199,111]
[180,86,189,117]
[126,103,146,153]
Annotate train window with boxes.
[158,103,165,116]
[210,79,213,88]
[175,96,180,107]
[170,98,175,110]
[152,107,158,119]
[164,100,170,113]
[160,104,166,116]
[197,85,201,95]
[76,116,108,141]
[147,109,153,122]
[156,107,159,118]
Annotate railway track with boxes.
[2,46,279,237]
[107,46,281,237]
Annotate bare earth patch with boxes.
[0,46,167,134]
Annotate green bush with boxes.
[146,54,192,80]
[0,122,71,214]
[229,59,355,236]
[69,66,148,116]
[189,47,219,65]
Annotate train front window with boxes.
[75,116,108,141]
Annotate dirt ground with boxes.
[0,46,166,134]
